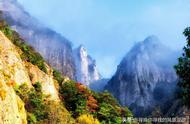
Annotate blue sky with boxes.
[18,0,190,78]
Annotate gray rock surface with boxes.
[105,36,179,116]
[73,45,101,86]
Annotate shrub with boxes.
[77,114,100,124]
[1,24,13,38]
[123,107,133,117]
[53,69,64,85]
[14,82,49,122]
[97,102,122,123]
[59,81,133,123]
[87,96,98,113]
[60,81,87,117]
[14,83,29,102]
[27,112,37,124]
[92,91,132,124]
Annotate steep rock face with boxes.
[0,31,31,86]
[0,31,28,123]
[0,0,76,79]
[0,30,59,100]
[105,36,178,116]
[73,45,101,86]
[0,31,73,123]
[25,62,59,101]
[0,80,27,124]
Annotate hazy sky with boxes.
[17,0,190,78]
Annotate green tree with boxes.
[60,81,88,117]
[14,82,49,123]
[174,27,190,107]
[93,91,127,124]
[53,69,64,84]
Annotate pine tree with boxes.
[175,27,190,107]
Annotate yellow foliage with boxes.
[0,82,3,88]
[77,114,100,124]
[44,100,75,124]
[0,89,7,100]
[16,95,27,124]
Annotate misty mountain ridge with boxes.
[0,0,102,85]
[105,35,179,116]
[121,35,179,69]
[0,0,76,79]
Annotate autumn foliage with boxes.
[77,114,100,124]
[60,81,133,124]
[87,95,98,113]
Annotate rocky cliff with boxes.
[0,0,76,79]
[105,36,178,116]
[0,31,28,123]
[0,30,73,123]
[73,45,101,86]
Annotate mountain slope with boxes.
[0,17,134,124]
[0,0,76,79]
[73,45,101,86]
[105,36,178,116]
[0,21,74,123]
[0,31,28,124]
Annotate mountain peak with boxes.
[77,45,88,57]
[74,45,101,86]
[105,36,178,116]
[123,35,173,68]
[129,35,164,55]
[144,35,159,41]
[143,35,160,46]
[78,44,86,51]
[78,44,85,49]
